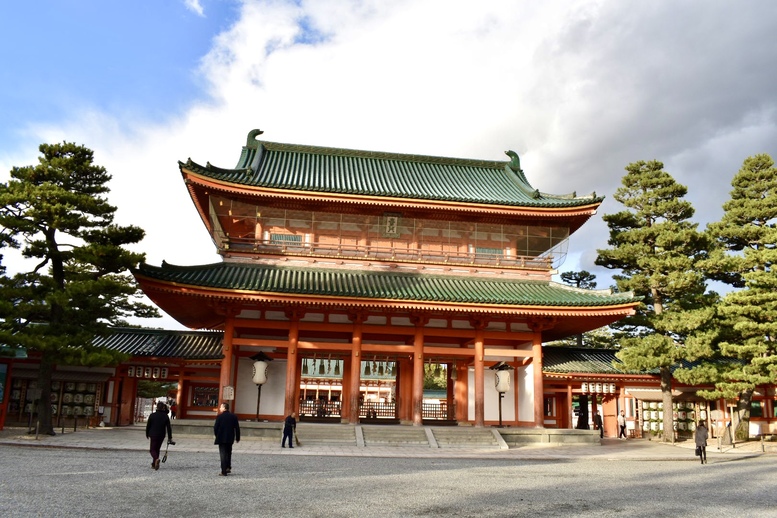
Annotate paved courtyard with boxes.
[1,426,775,517]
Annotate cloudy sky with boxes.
[1,1,776,330]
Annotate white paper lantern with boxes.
[252,361,269,385]
[581,382,588,393]
[595,383,603,393]
[643,421,650,430]
[609,383,616,394]
[495,371,510,393]
[643,410,651,420]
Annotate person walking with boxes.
[169,402,177,419]
[146,402,173,471]
[593,411,603,438]
[618,410,627,439]
[282,411,297,448]
[214,402,240,476]
[695,421,708,464]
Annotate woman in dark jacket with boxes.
[146,402,173,470]
[694,421,708,464]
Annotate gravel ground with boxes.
[1,445,776,517]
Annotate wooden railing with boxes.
[422,401,450,420]
[224,238,555,270]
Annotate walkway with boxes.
[1,424,772,462]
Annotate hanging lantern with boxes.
[364,362,371,376]
[495,370,510,393]
[378,362,384,376]
[581,382,588,393]
[434,363,441,377]
[334,360,340,376]
[252,361,269,385]
[318,360,325,375]
[609,383,616,394]
[390,362,397,377]
[595,383,603,393]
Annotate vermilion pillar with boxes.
[474,327,485,427]
[412,323,425,426]
[349,321,363,424]
[532,335,544,427]
[218,317,235,406]
[284,318,299,415]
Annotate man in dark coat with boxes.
[214,402,240,476]
[282,412,297,448]
[146,402,173,470]
[593,411,604,438]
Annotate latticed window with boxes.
[270,233,302,245]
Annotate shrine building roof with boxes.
[180,129,603,210]
[93,327,223,359]
[135,261,638,308]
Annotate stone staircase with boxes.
[431,427,501,448]
[295,423,357,446]
[172,420,592,448]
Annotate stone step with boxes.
[295,423,356,444]
[431,427,499,448]
[362,426,429,446]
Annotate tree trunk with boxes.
[660,366,674,443]
[733,389,753,442]
[576,395,590,429]
[36,354,56,436]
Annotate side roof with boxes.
[180,129,603,210]
[93,327,223,360]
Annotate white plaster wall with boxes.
[235,358,287,419]
[517,363,534,422]
[466,368,516,422]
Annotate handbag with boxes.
[695,446,701,456]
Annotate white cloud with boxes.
[184,0,205,17]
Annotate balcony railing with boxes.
[223,238,558,270]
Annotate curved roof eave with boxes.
[177,131,605,211]
[181,166,602,220]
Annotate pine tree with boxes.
[685,154,777,440]
[0,142,159,435]
[595,160,714,442]
[560,271,598,347]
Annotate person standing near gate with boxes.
[695,421,708,464]
[618,410,627,439]
[214,402,240,476]
[146,402,173,471]
[282,411,297,448]
[593,411,604,438]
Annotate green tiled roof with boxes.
[93,328,223,360]
[542,347,735,375]
[180,129,602,209]
[543,347,628,374]
[135,261,638,308]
